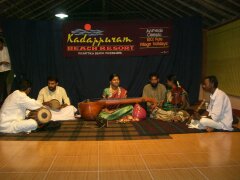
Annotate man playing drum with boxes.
[0,80,43,133]
[188,76,233,132]
[37,76,77,121]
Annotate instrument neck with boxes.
[196,99,206,112]
[99,97,156,106]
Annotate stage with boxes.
[0,132,240,179]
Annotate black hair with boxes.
[149,72,159,79]
[167,74,178,86]
[0,38,4,43]
[47,76,58,83]
[204,75,218,88]
[109,73,120,81]
[19,80,32,91]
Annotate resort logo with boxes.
[67,23,133,47]
[71,24,103,36]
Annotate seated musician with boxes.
[0,80,43,133]
[162,74,190,110]
[142,73,166,112]
[97,73,134,127]
[149,74,190,121]
[37,76,77,121]
[188,76,233,132]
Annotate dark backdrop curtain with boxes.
[2,17,202,107]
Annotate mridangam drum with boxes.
[48,99,61,111]
[27,108,52,124]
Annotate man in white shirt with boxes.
[0,80,42,133]
[189,76,233,132]
[37,76,77,121]
[0,38,11,104]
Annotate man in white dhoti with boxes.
[188,76,233,132]
[37,76,77,121]
[0,80,42,133]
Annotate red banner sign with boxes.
[63,21,172,57]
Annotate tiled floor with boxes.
[0,132,240,179]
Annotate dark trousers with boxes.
[0,70,10,104]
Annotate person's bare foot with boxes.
[117,116,129,123]
[132,117,140,122]
[74,114,81,119]
[126,115,133,120]
[206,127,214,132]
[117,118,125,123]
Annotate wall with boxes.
[202,19,240,110]
[199,86,240,110]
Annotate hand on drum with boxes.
[43,101,51,106]
[26,108,52,125]
[43,99,61,111]
[61,104,68,108]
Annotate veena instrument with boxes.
[78,97,157,120]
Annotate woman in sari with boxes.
[162,74,190,111]
[97,74,134,127]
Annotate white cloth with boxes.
[0,46,11,72]
[50,105,77,121]
[188,118,223,130]
[0,90,42,133]
[188,88,233,131]
[37,86,77,121]
[37,86,70,105]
